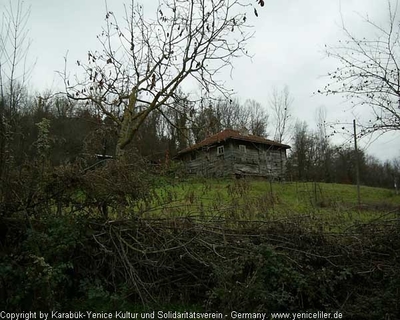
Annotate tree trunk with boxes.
[115,142,126,160]
[115,98,155,160]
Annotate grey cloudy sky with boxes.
[2,0,400,161]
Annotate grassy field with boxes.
[135,178,400,232]
[3,174,400,316]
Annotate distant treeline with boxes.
[286,121,400,189]
[0,90,399,189]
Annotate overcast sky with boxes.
[2,0,399,161]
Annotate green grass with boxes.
[134,178,400,233]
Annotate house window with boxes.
[191,153,196,160]
[217,146,224,156]
[239,145,247,153]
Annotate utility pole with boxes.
[353,120,361,206]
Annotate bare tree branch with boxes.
[63,0,253,159]
[269,85,293,144]
[321,1,400,136]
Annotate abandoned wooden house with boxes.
[176,129,291,178]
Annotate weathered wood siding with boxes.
[180,140,287,178]
[180,142,234,177]
[231,141,286,178]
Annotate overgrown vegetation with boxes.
[1,167,400,318]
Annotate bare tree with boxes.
[191,98,222,142]
[269,85,293,143]
[314,106,335,181]
[63,0,253,159]
[321,1,400,136]
[0,0,33,178]
[166,90,193,151]
[243,98,269,136]
[0,0,33,112]
[213,97,246,131]
[189,96,268,143]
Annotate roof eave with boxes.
[177,136,291,155]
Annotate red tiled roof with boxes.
[177,129,290,155]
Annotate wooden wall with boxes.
[179,140,288,178]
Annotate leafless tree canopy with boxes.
[63,0,253,158]
[243,98,269,136]
[322,1,400,136]
[0,0,33,180]
[0,0,33,113]
[269,85,292,144]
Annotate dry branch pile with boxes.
[83,215,400,316]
